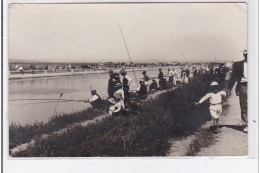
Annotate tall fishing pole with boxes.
[9,98,88,102]
[53,93,63,116]
[112,9,138,87]
[212,50,217,62]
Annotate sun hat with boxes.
[210,81,219,86]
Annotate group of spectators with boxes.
[87,55,247,134]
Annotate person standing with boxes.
[193,67,197,78]
[120,69,132,101]
[172,68,178,86]
[107,70,115,99]
[113,73,124,99]
[209,66,214,75]
[158,68,165,90]
[142,71,152,91]
[180,68,185,78]
[195,81,227,133]
[167,68,174,88]
[227,50,248,133]
[185,67,190,78]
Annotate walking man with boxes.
[227,50,248,133]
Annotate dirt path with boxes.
[168,89,248,156]
[197,89,248,156]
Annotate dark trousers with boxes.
[239,84,247,125]
[169,76,173,88]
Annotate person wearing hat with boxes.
[142,71,150,82]
[112,73,124,101]
[142,70,153,91]
[109,92,125,116]
[107,70,115,99]
[182,71,189,84]
[158,68,167,90]
[149,78,158,93]
[227,50,248,133]
[120,69,132,101]
[172,68,179,86]
[195,81,227,133]
[180,68,185,78]
[87,90,103,109]
[193,67,197,78]
[136,81,148,96]
[167,68,174,88]
[185,67,190,78]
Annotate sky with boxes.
[8,3,247,63]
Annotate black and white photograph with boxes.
[7,2,251,158]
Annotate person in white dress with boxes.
[109,92,125,116]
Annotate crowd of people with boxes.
[87,50,248,133]
[88,64,231,115]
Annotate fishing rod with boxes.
[172,41,188,63]
[9,98,88,102]
[53,93,63,116]
[112,8,139,87]
[14,99,90,106]
[14,100,70,106]
[167,43,180,63]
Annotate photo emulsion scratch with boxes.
[8,3,248,157]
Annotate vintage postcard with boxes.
[7,2,252,159]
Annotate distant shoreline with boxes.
[9,66,179,80]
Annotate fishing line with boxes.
[14,100,88,106]
[9,98,87,102]
[172,41,188,63]
[112,8,139,87]
[167,42,180,62]
[15,100,67,106]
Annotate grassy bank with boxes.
[185,129,215,156]
[12,74,219,157]
[9,103,109,150]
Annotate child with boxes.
[195,81,226,133]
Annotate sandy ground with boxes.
[197,89,248,156]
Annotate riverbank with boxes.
[10,74,218,157]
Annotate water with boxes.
[9,67,181,125]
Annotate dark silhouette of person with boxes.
[227,50,248,133]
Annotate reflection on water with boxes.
[9,68,181,125]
